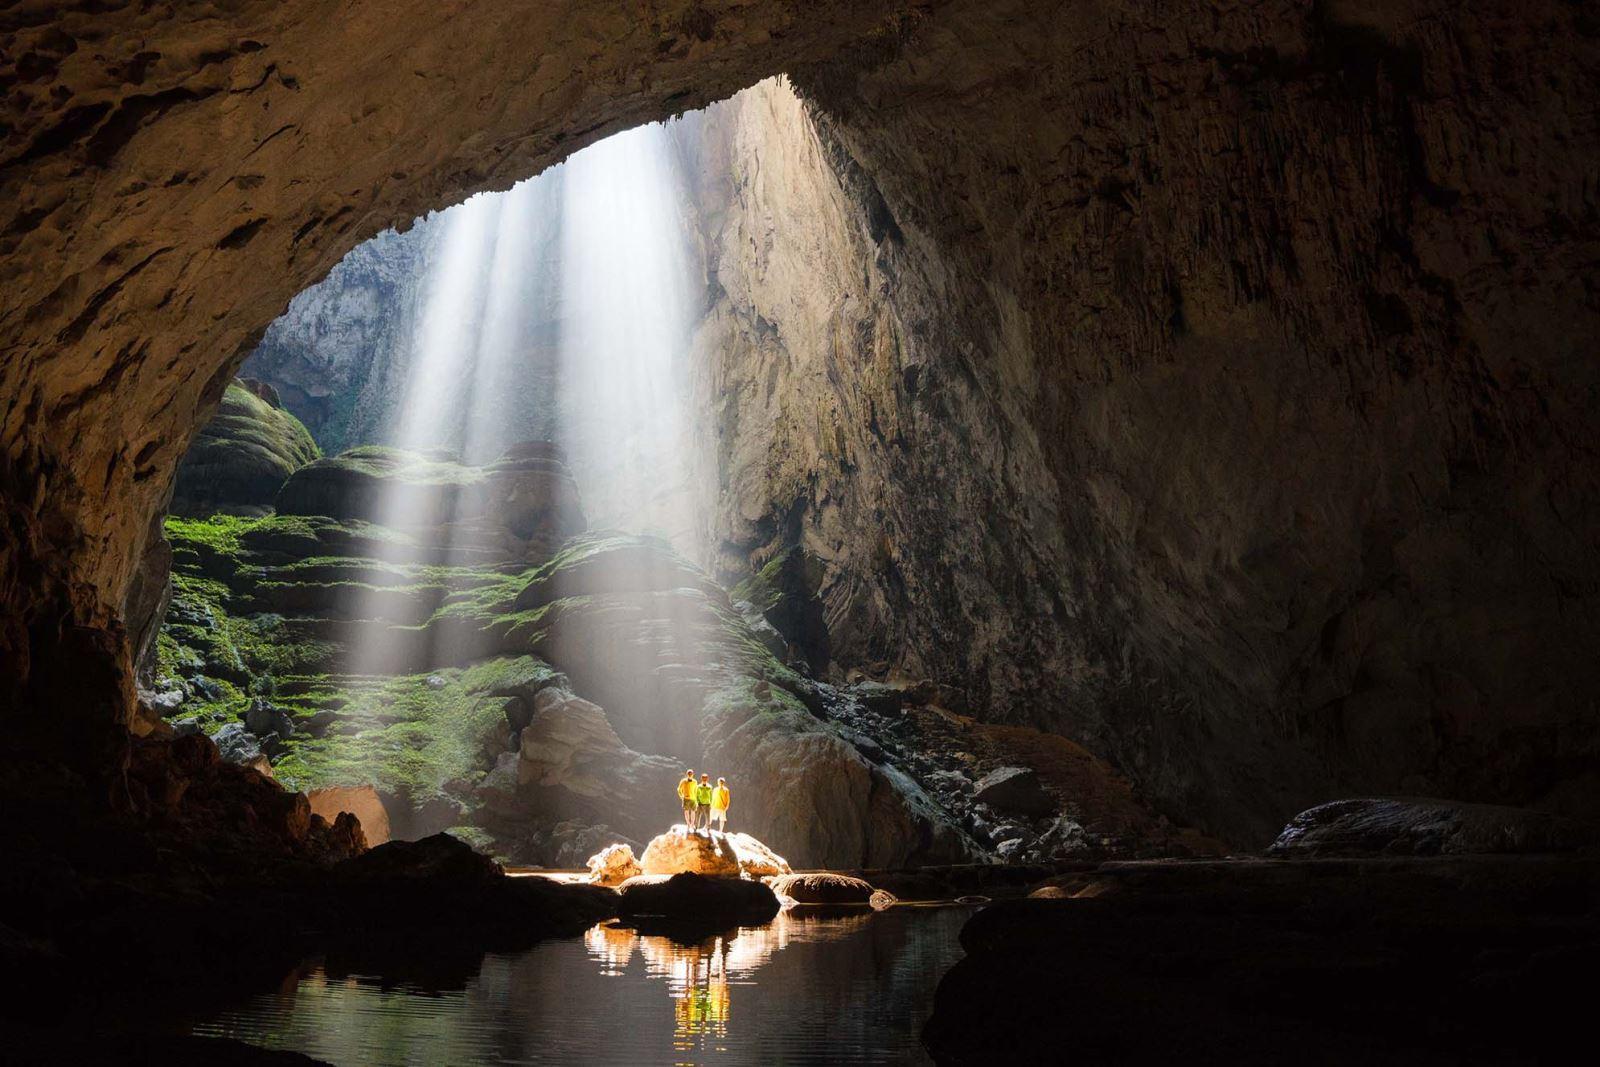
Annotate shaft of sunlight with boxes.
[558,121,696,543]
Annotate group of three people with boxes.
[677,770,731,833]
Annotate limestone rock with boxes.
[307,785,392,847]
[336,832,499,887]
[585,843,643,887]
[209,723,263,766]
[724,832,792,878]
[616,872,780,924]
[972,767,1055,817]
[1268,797,1594,857]
[638,828,742,878]
[768,872,877,905]
[171,381,320,516]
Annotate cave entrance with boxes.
[145,78,903,866]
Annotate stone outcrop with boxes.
[171,379,319,516]
[585,843,642,887]
[767,872,877,905]
[1268,797,1595,858]
[638,828,742,878]
[970,767,1054,818]
[634,828,793,879]
[307,785,391,847]
[616,872,781,924]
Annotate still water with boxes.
[190,905,973,1065]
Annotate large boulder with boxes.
[308,785,392,846]
[336,832,501,887]
[616,872,780,924]
[586,843,643,887]
[638,828,742,877]
[1269,797,1594,857]
[972,766,1055,816]
[171,379,321,515]
[768,872,877,905]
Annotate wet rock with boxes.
[972,766,1054,817]
[768,872,877,905]
[308,785,391,846]
[586,843,643,887]
[1268,797,1595,857]
[616,872,780,924]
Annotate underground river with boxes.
[187,904,975,1065]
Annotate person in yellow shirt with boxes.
[677,769,698,828]
[710,777,731,833]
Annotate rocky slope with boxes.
[152,435,1000,868]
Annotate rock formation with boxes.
[633,827,793,880]
[307,784,391,847]
[1268,797,1594,857]
[585,843,642,887]
[171,379,320,516]
[0,0,1595,897]
[767,872,877,906]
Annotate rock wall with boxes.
[667,7,1600,841]
[2,1,1597,845]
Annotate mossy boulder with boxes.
[171,379,320,515]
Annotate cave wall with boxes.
[686,0,1600,839]
[3,0,1597,842]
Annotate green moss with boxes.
[730,550,789,613]
[270,656,547,796]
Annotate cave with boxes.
[3,2,1597,1063]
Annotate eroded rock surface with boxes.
[307,785,391,847]
[768,872,876,905]
[1268,797,1595,857]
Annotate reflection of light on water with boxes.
[583,911,880,1056]
[190,906,973,1065]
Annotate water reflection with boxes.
[585,911,879,1057]
[191,907,969,1065]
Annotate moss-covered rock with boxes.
[172,379,320,515]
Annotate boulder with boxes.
[245,696,294,739]
[586,843,643,886]
[170,380,320,515]
[1269,797,1595,856]
[638,828,742,877]
[616,872,780,923]
[307,785,392,846]
[972,766,1055,816]
[336,832,500,887]
[210,723,263,765]
[725,832,792,878]
[768,872,878,905]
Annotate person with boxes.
[678,769,698,829]
[710,777,731,832]
[694,773,714,833]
